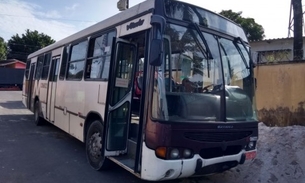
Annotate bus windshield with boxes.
[164,0,248,42]
[151,25,257,122]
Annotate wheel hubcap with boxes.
[89,132,102,161]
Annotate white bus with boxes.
[22,0,259,181]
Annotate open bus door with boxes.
[27,63,36,110]
[47,56,60,122]
[104,38,137,156]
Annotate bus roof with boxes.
[28,0,155,59]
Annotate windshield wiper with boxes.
[234,37,252,69]
[191,23,214,77]
[234,37,248,53]
[192,23,213,60]
[219,43,233,79]
[188,28,208,60]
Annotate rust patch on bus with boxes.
[258,101,305,127]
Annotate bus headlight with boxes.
[155,147,194,160]
[170,148,180,159]
[183,149,192,158]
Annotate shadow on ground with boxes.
[0,101,26,109]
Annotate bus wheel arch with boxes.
[83,112,104,142]
[85,119,110,170]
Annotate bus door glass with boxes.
[27,63,36,109]
[47,56,60,122]
[104,38,137,156]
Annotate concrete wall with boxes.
[254,62,305,126]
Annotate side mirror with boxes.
[149,39,163,66]
[149,15,166,66]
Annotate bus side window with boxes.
[67,41,87,80]
[85,30,116,80]
[59,46,69,80]
[41,53,51,80]
[25,59,31,79]
[35,55,44,80]
[86,34,107,79]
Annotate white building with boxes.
[250,37,305,63]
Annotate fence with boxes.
[251,48,305,64]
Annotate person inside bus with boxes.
[181,78,196,92]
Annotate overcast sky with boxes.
[0,0,292,42]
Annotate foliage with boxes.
[0,37,7,60]
[7,29,55,62]
[220,10,265,41]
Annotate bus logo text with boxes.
[217,125,234,129]
[127,19,145,30]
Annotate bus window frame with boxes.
[41,52,52,80]
[59,45,70,81]
[84,29,117,82]
[25,59,31,80]
[35,55,44,80]
[66,39,89,81]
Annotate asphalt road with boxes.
[0,91,144,183]
[0,91,211,183]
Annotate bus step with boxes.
[112,155,135,170]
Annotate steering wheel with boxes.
[202,84,214,93]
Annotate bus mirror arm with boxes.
[150,15,166,34]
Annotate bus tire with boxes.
[34,101,44,126]
[86,120,110,171]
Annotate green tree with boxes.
[220,10,265,41]
[7,29,55,62]
[0,37,7,60]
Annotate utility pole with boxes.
[292,0,303,60]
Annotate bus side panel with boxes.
[53,80,108,143]
[54,80,70,133]
[64,81,85,117]
[65,80,85,141]
[54,108,70,133]
[66,81,107,142]
[83,82,108,119]
[38,80,48,118]
[22,75,28,108]
[69,114,84,141]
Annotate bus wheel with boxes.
[34,101,44,126]
[86,120,110,170]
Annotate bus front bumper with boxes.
[141,143,256,181]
